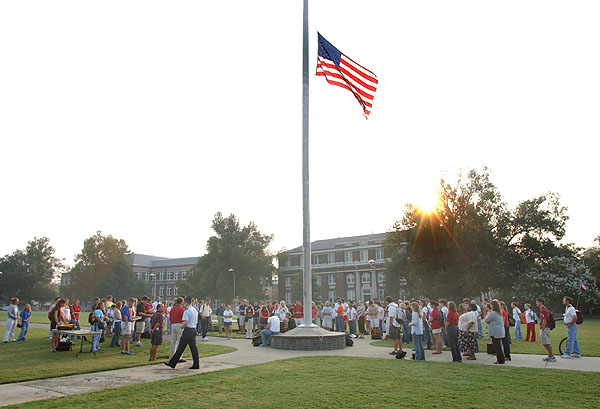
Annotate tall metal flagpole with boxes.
[301,0,314,327]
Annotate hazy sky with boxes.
[1,1,599,267]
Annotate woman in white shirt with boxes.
[458,303,477,360]
[524,303,536,342]
[409,302,425,360]
[223,305,234,340]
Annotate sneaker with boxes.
[572,353,581,358]
[125,351,135,355]
[202,337,208,341]
[136,342,143,347]
[542,356,550,361]
[547,356,556,362]
[561,354,571,359]
[389,350,398,355]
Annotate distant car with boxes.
[0,305,10,311]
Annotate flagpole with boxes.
[301,0,314,327]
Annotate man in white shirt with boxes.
[511,302,523,340]
[561,296,581,359]
[261,313,281,346]
[165,296,200,369]
[385,296,405,357]
[199,299,212,341]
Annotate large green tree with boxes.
[583,235,600,283]
[0,237,62,304]
[69,231,146,300]
[385,168,570,301]
[185,213,275,302]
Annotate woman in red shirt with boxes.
[500,301,512,361]
[445,301,461,362]
[428,301,443,354]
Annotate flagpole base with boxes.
[270,326,346,351]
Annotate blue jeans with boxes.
[110,321,121,346]
[261,329,279,346]
[514,320,522,339]
[91,323,101,352]
[447,325,460,362]
[335,316,344,333]
[477,317,483,338]
[402,322,411,344]
[413,334,425,360]
[423,321,432,348]
[349,320,356,336]
[201,318,210,338]
[565,324,580,356]
[17,323,29,341]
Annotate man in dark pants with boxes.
[165,296,199,369]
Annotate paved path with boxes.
[1,335,599,407]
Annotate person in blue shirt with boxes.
[165,296,200,369]
[16,304,32,341]
[91,301,105,353]
[120,299,135,355]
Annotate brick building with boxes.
[278,233,399,305]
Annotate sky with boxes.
[1,1,599,267]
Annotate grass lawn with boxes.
[0,326,235,384]
[370,317,600,357]
[12,356,600,409]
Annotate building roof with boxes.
[129,253,199,268]
[286,232,388,253]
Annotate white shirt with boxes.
[458,313,470,332]
[466,311,478,332]
[267,315,280,333]
[441,306,448,317]
[348,307,357,321]
[525,309,535,324]
[63,307,71,321]
[223,309,233,323]
[513,307,521,321]
[564,305,576,325]
[476,305,482,318]
[387,302,401,329]
[182,305,199,329]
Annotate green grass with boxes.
[0,326,235,384]
[370,318,600,356]
[12,356,600,409]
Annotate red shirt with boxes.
[540,306,550,329]
[261,309,269,320]
[293,305,304,318]
[430,308,441,329]
[446,311,458,326]
[70,305,81,320]
[169,305,185,323]
[502,310,509,327]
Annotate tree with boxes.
[385,167,571,301]
[0,237,63,304]
[186,213,275,302]
[69,231,143,300]
[289,273,322,305]
[583,235,600,283]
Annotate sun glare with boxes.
[414,189,440,214]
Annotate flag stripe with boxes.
[316,57,374,109]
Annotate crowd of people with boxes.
[3,292,583,365]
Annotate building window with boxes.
[316,275,322,286]
[159,286,164,296]
[360,249,368,262]
[159,272,165,281]
[174,286,178,295]
[285,276,292,287]
[346,274,355,285]
[174,271,179,280]
[313,254,321,265]
[344,251,352,263]
[347,289,356,302]
[328,274,336,285]
[362,272,370,283]
[167,271,173,280]
[328,290,336,302]
[136,272,142,280]
[328,253,335,264]
[182,271,187,279]
[145,272,149,281]
[285,292,292,305]
[167,287,172,296]
[377,272,384,283]
[378,289,385,300]
[376,248,384,260]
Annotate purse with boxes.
[17,322,22,328]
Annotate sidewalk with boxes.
[1,336,598,407]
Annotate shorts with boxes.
[224,322,232,327]
[432,328,442,334]
[539,327,551,345]
[151,330,163,346]
[370,319,379,327]
[135,321,145,333]
[121,322,131,335]
[388,325,402,340]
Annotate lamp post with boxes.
[150,273,156,298]
[368,259,376,300]
[228,268,235,303]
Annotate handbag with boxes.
[17,322,22,328]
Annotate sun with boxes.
[413,189,440,214]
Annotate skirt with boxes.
[459,330,477,352]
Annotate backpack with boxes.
[345,334,354,346]
[88,311,94,325]
[533,312,538,324]
[547,311,555,330]
[575,310,584,325]
[394,307,406,325]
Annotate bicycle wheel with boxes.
[559,336,568,355]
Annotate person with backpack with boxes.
[409,302,425,360]
[511,302,523,340]
[561,296,581,359]
[91,301,105,353]
[535,297,555,362]
[385,297,405,357]
[524,303,536,342]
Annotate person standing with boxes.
[409,302,425,360]
[200,298,212,341]
[536,297,555,362]
[70,299,81,330]
[149,303,165,361]
[445,301,461,362]
[165,296,200,369]
[91,301,105,353]
[16,303,31,341]
[385,297,405,357]
[499,301,512,361]
[561,296,581,359]
[311,302,319,326]
[293,300,304,326]
[3,297,19,343]
[511,302,523,340]
[169,297,185,360]
[120,298,135,355]
[244,302,254,339]
[420,300,432,349]
[50,299,67,350]
[216,302,226,333]
[223,304,234,340]
[348,302,358,338]
[524,303,536,342]
[485,300,506,364]
[321,301,333,330]
[428,301,443,354]
[356,300,366,338]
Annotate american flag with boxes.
[316,32,378,118]
[580,281,587,291]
